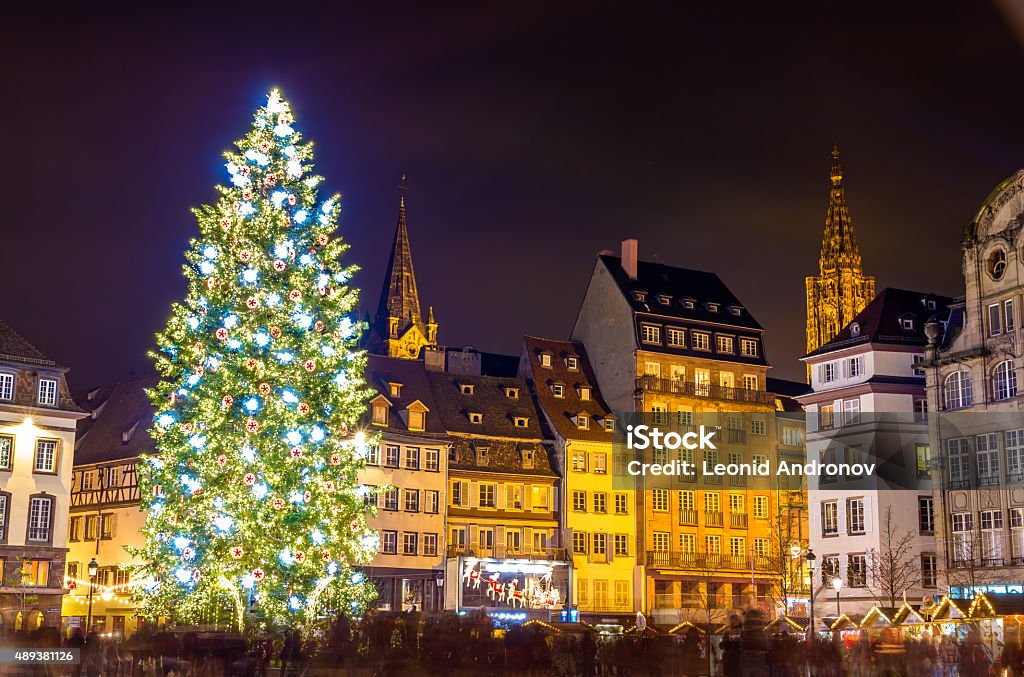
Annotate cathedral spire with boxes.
[805,147,876,379]
[371,176,437,359]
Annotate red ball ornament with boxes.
[221,394,234,407]
[323,480,335,492]
[219,217,231,229]
[243,472,257,486]
[245,358,258,370]
[290,447,303,459]
[252,567,265,581]
[314,320,325,333]
[303,359,316,372]
[206,277,218,290]
[230,546,244,559]
[195,366,205,377]
[215,328,228,341]
[242,189,253,200]
[294,551,307,564]
[258,382,272,396]
[183,422,194,432]
[216,454,227,468]
[245,296,259,310]
[192,569,201,582]
[317,233,328,246]
[182,547,194,560]
[258,140,271,152]
[273,260,286,272]
[272,498,285,511]
[270,326,282,338]
[303,491,311,503]
[329,453,341,466]
[321,550,331,562]
[350,519,360,532]
[239,166,251,176]
[245,419,260,434]
[239,250,252,262]
[287,194,297,206]
[289,289,302,302]
[264,175,277,188]
[297,402,310,416]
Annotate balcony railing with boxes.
[636,376,775,406]
[978,475,1000,487]
[729,475,748,487]
[730,513,748,529]
[647,551,779,572]
[445,544,569,560]
[727,429,746,444]
[679,509,698,526]
[705,511,723,527]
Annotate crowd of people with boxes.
[1,608,1023,676]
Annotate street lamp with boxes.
[86,558,98,637]
[804,549,816,640]
[832,576,843,616]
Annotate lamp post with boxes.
[804,549,816,640]
[832,576,843,616]
[86,557,98,636]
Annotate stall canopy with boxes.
[892,602,928,627]
[931,596,972,623]
[968,592,1024,620]
[668,621,707,635]
[828,613,862,632]
[765,617,807,634]
[861,607,899,630]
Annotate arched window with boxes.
[990,249,1007,280]
[993,360,1018,401]
[944,371,973,409]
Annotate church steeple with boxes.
[805,147,876,379]
[371,178,438,359]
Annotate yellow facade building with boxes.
[520,337,637,622]
[61,375,155,637]
[805,147,875,379]
[571,240,807,625]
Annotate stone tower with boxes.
[805,147,875,379]
[370,189,438,359]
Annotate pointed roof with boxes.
[376,194,425,335]
[0,319,59,367]
[818,146,865,275]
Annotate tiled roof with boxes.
[73,374,158,466]
[766,377,811,399]
[805,288,955,359]
[365,355,447,436]
[426,371,547,440]
[521,336,616,442]
[598,255,763,330]
[0,320,57,366]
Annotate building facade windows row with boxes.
[0,434,62,473]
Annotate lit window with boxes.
[943,371,973,409]
[407,409,426,431]
[740,339,757,357]
[667,328,685,347]
[513,416,529,428]
[552,384,564,398]
[994,360,1018,401]
[371,402,388,426]
[716,335,734,353]
[742,374,758,391]
[577,414,589,430]
[504,387,519,399]
[0,435,12,471]
[469,412,483,424]
[578,385,592,400]
[34,440,58,473]
[692,332,710,351]
[565,357,579,370]
[539,353,552,368]
[0,373,13,401]
[641,324,661,344]
[388,382,402,397]
[27,496,52,542]
[461,384,474,395]
[37,378,58,406]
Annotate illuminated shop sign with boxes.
[460,557,566,610]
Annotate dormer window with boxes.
[388,382,403,397]
[633,290,647,302]
[513,416,529,428]
[706,302,720,313]
[850,322,861,337]
[603,417,615,432]
[522,448,535,469]
[565,356,579,370]
[729,306,743,316]
[657,294,672,305]
[577,414,589,430]
[469,412,483,424]
[406,400,429,432]
[539,353,552,368]
[641,324,661,344]
[475,446,489,465]
[900,317,915,331]
[578,385,592,401]
[682,297,696,310]
[370,395,390,426]
[461,384,475,395]
[551,383,565,398]
[504,387,519,399]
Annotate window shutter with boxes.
[549,487,555,513]
[108,514,117,538]
[462,481,470,507]
[497,486,507,509]
[864,497,873,533]
[524,527,533,552]
[838,501,847,534]
[469,525,479,548]
[495,526,505,548]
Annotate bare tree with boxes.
[942,529,1005,596]
[867,506,922,609]
[759,513,807,617]
[678,555,732,677]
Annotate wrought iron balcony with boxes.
[730,513,749,529]
[445,544,569,561]
[646,551,779,572]
[679,509,698,526]
[636,376,775,406]
[705,511,724,527]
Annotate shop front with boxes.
[450,556,570,621]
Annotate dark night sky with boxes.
[2,2,1022,388]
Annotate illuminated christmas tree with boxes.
[135,89,378,631]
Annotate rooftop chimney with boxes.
[621,239,638,280]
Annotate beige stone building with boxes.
[0,320,84,633]
[924,169,1024,595]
